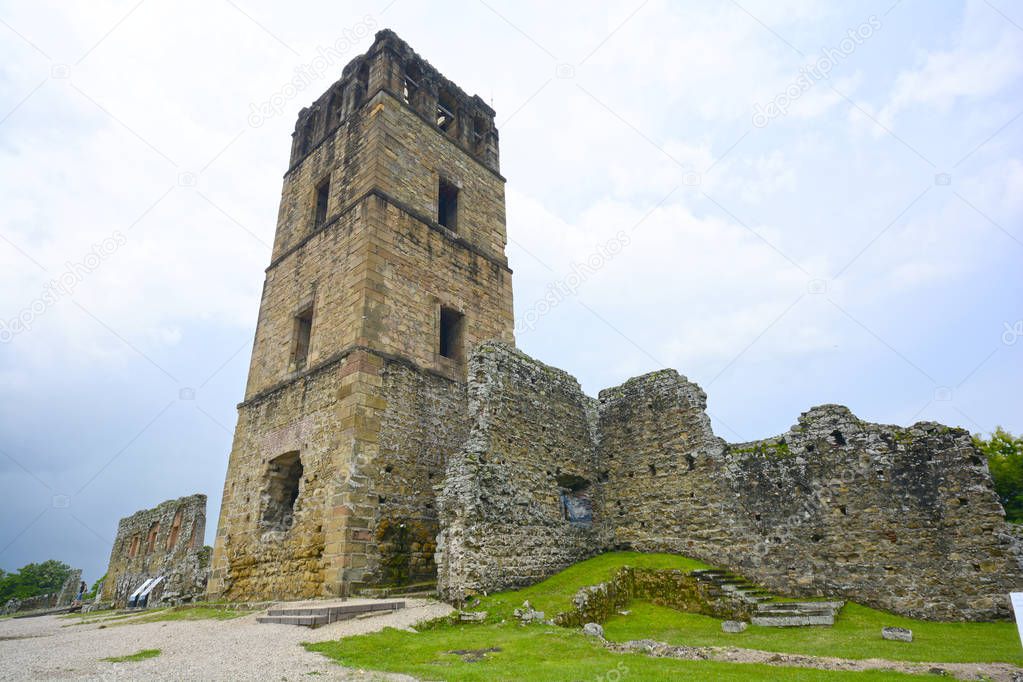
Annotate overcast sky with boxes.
[1,0,1021,583]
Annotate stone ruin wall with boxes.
[209,358,345,602]
[436,343,604,600]
[600,371,1023,620]
[2,569,83,615]
[102,494,209,607]
[372,361,467,586]
[209,352,466,601]
[436,342,1023,620]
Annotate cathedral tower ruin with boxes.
[208,30,514,600]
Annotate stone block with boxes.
[882,626,913,642]
[721,620,748,633]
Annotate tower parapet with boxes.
[289,30,499,173]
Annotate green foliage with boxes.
[306,623,920,681]
[475,551,708,622]
[102,649,161,663]
[604,601,1023,666]
[83,573,106,601]
[306,551,1023,680]
[974,427,1023,522]
[0,559,72,603]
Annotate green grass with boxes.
[475,551,709,621]
[604,601,1023,665]
[306,550,1023,680]
[306,622,922,681]
[101,648,161,663]
[60,609,116,620]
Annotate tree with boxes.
[84,573,106,601]
[0,560,72,603]
[974,427,1023,523]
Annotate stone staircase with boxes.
[256,600,405,627]
[691,569,843,627]
[356,581,436,599]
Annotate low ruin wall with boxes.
[436,342,1023,620]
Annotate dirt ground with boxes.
[0,598,452,681]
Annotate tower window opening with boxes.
[439,307,464,361]
[314,177,330,228]
[261,452,303,531]
[438,178,458,231]
[356,62,369,103]
[165,509,182,551]
[145,522,159,555]
[403,63,421,104]
[293,306,314,370]
[437,91,456,131]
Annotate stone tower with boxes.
[207,30,514,601]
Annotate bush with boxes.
[974,428,1023,522]
[0,560,73,603]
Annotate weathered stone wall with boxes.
[436,342,603,601]
[436,347,1023,620]
[102,494,209,607]
[371,362,467,585]
[598,370,1023,620]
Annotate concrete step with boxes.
[752,613,835,627]
[261,600,405,627]
[257,614,328,627]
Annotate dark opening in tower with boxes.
[439,307,464,361]
[262,451,303,531]
[293,306,313,370]
[438,178,458,231]
[314,177,330,228]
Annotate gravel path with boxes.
[0,598,453,681]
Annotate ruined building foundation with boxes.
[209,30,1023,619]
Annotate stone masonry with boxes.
[436,344,1023,620]
[208,29,512,601]
[102,494,210,607]
[209,30,1022,620]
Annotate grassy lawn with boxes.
[604,601,1023,666]
[306,622,921,681]
[306,551,1022,680]
[475,551,709,621]
[101,648,161,663]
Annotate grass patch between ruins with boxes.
[472,551,709,622]
[604,601,1023,666]
[307,551,1023,680]
[306,623,922,681]
[101,648,161,663]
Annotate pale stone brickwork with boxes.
[208,30,513,601]
[102,494,209,607]
[436,343,1023,620]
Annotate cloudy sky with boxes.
[1,0,1020,583]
